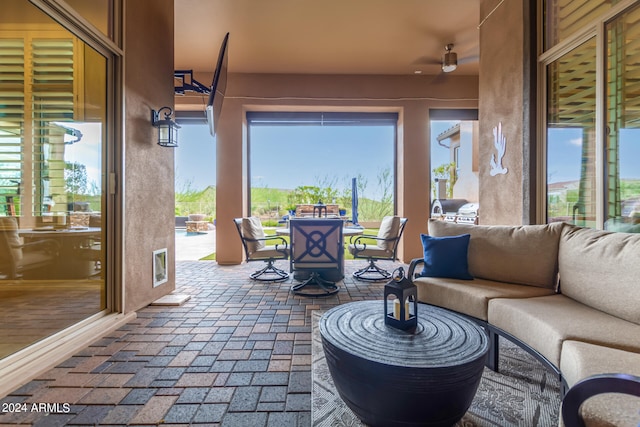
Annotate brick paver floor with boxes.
[0,259,405,426]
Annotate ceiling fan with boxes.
[442,44,457,73]
[412,42,478,75]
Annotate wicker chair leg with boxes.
[352,259,392,282]
[250,260,289,282]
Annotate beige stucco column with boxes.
[215,99,247,265]
[478,0,534,225]
[397,104,431,262]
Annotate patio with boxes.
[0,259,402,426]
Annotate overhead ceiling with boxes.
[174,0,480,76]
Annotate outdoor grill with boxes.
[431,198,468,219]
[456,203,480,225]
[430,199,479,225]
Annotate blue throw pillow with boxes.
[420,233,473,280]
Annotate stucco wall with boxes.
[177,73,479,263]
[123,0,176,312]
[478,0,527,225]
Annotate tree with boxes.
[358,168,394,221]
[65,162,87,196]
[432,162,457,199]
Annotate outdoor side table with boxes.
[319,300,488,427]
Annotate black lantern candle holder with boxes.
[384,267,418,331]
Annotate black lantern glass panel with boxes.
[383,267,418,331]
[152,107,180,147]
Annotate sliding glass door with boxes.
[0,0,108,359]
[543,1,640,232]
[604,5,640,232]
[545,38,597,227]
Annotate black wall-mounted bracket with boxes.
[174,70,211,95]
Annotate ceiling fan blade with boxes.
[458,55,480,65]
[412,55,441,66]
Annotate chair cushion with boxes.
[419,233,472,280]
[241,217,265,254]
[377,216,400,251]
[428,219,563,289]
[247,245,289,261]
[347,244,387,258]
[0,217,23,263]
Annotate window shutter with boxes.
[30,38,76,214]
[0,39,25,215]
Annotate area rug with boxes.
[311,311,561,427]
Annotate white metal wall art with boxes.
[490,122,508,176]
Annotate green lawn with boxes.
[197,228,379,261]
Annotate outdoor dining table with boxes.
[19,226,102,280]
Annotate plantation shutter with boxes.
[0,39,25,215]
[0,31,77,216]
[31,38,76,215]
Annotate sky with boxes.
[547,127,640,183]
[175,124,217,192]
[62,122,103,189]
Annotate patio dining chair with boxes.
[233,217,289,282]
[348,216,407,281]
[0,217,59,280]
[289,218,344,296]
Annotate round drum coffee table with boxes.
[319,300,488,427]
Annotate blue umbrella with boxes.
[351,177,360,227]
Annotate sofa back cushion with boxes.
[559,225,640,325]
[428,219,564,289]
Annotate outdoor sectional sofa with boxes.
[408,219,640,427]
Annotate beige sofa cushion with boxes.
[560,341,640,427]
[428,219,564,289]
[414,276,555,321]
[488,295,640,367]
[559,225,640,325]
[241,217,266,254]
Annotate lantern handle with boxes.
[392,267,405,282]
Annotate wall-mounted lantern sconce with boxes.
[151,107,180,147]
